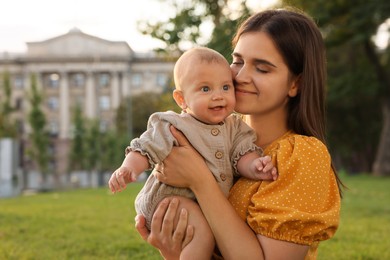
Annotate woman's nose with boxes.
[234,65,250,84]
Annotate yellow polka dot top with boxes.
[228,131,340,259]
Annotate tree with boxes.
[137,0,251,60]
[68,105,86,173]
[117,92,168,139]
[284,0,390,175]
[84,119,101,187]
[0,71,17,138]
[27,73,50,185]
[99,129,127,173]
[326,43,382,172]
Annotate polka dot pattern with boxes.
[228,131,340,259]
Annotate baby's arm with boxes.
[237,151,278,181]
[108,151,149,193]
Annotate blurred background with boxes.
[0,0,389,196]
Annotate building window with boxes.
[13,75,24,89]
[131,73,142,88]
[47,97,59,110]
[98,73,110,88]
[15,98,23,110]
[99,96,110,111]
[46,73,60,88]
[48,121,59,136]
[70,73,85,88]
[74,96,84,108]
[156,74,168,87]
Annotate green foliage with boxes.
[99,129,128,173]
[27,73,50,176]
[206,3,251,61]
[326,43,382,172]
[84,119,101,172]
[1,175,389,259]
[117,92,176,139]
[69,105,86,171]
[0,71,17,138]
[68,110,128,175]
[132,93,159,138]
[157,77,181,113]
[287,0,390,46]
[284,0,389,173]
[138,0,252,57]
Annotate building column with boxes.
[111,71,120,110]
[122,70,130,97]
[59,71,69,138]
[85,71,96,119]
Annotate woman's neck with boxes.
[245,113,289,149]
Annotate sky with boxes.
[1,0,388,54]
[0,0,278,54]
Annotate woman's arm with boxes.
[135,197,194,260]
[156,126,264,259]
[155,126,310,259]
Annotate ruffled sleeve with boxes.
[129,112,177,167]
[229,133,340,246]
[229,114,262,176]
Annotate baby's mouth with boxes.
[210,106,224,111]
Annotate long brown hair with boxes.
[232,8,345,196]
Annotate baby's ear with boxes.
[173,89,187,110]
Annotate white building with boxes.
[0,28,175,181]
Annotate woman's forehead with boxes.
[233,32,285,65]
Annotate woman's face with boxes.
[230,31,298,117]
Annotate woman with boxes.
[136,7,342,260]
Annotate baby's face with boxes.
[181,62,235,125]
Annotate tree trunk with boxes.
[363,40,390,176]
[373,100,390,176]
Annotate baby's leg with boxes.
[171,196,215,260]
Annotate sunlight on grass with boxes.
[1,175,389,259]
[0,183,161,259]
[317,175,390,259]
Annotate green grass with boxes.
[0,183,161,260]
[317,174,390,260]
[1,175,389,260]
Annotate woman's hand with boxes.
[155,126,213,189]
[135,198,194,260]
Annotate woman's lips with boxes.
[235,88,257,95]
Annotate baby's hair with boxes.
[174,47,229,90]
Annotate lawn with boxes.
[0,174,389,260]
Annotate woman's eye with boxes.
[231,61,243,65]
[256,67,269,73]
[201,86,210,92]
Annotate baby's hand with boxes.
[108,166,136,193]
[253,155,278,181]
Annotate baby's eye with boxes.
[222,85,230,91]
[201,86,210,92]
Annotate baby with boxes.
[109,47,278,259]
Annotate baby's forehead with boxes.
[174,48,231,89]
